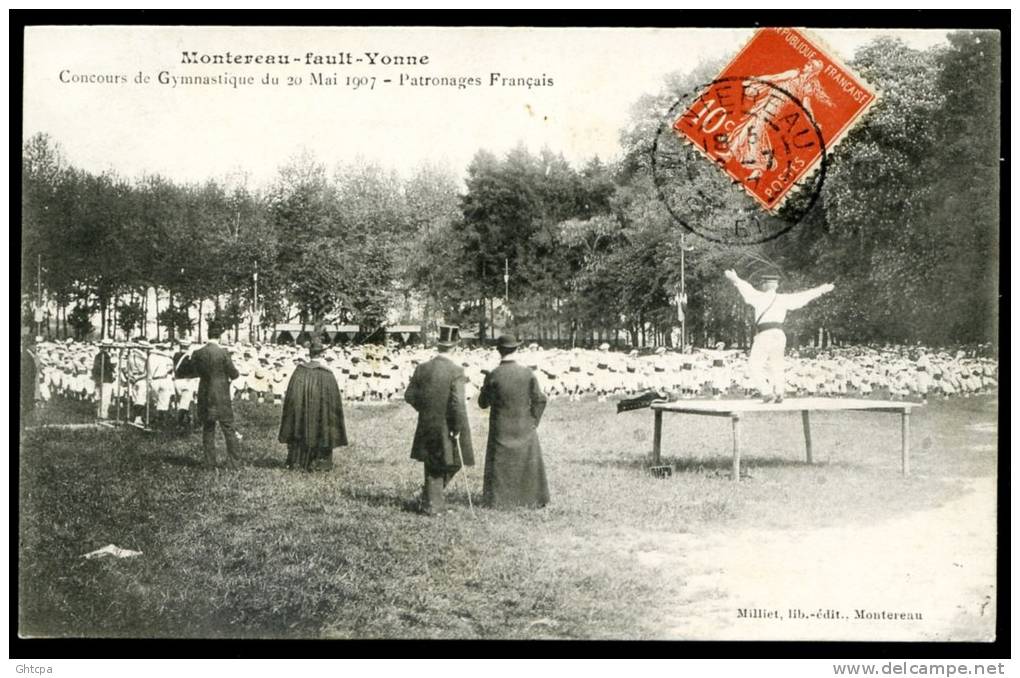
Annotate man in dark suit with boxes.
[478,333,549,508]
[404,325,474,515]
[191,323,242,468]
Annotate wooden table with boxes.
[650,398,919,482]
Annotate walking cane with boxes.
[453,433,475,517]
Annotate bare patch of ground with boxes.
[624,476,996,641]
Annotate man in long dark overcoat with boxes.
[191,324,243,469]
[404,326,474,515]
[478,334,549,508]
[278,340,348,471]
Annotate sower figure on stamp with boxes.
[724,270,834,403]
[404,325,475,515]
[478,334,550,508]
[729,59,836,182]
[191,323,243,468]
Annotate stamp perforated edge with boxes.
[667,27,881,214]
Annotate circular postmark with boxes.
[651,76,827,245]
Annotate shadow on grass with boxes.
[338,486,481,516]
[161,454,205,468]
[569,454,821,474]
[249,456,287,469]
[339,487,412,511]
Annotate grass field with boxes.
[18,392,998,639]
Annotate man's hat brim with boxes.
[496,335,519,349]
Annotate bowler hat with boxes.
[496,334,519,349]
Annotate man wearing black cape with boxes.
[278,339,349,471]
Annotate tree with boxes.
[266,151,342,328]
[21,133,66,298]
[404,162,466,335]
[333,160,410,331]
[67,304,94,340]
[803,37,946,342]
[924,31,1000,344]
[21,32,998,351]
[116,301,145,338]
[157,305,195,338]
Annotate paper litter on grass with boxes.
[82,544,143,560]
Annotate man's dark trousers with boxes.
[423,464,448,513]
[203,419,241,468]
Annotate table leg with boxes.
[652,409,663,465]
[802,410,813,464]
[731,413,741,482]
[901,409,910,476]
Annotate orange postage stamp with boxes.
[673,27,877,211]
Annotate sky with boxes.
[22,26,950,188]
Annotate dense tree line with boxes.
[21,32,998,348]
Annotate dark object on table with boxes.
[617,391,666,413]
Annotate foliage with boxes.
[115,301,145,337]
[19,31,1000,347]
[157,305,195,338]
[66,304,94,340]
[207,298,245,338]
